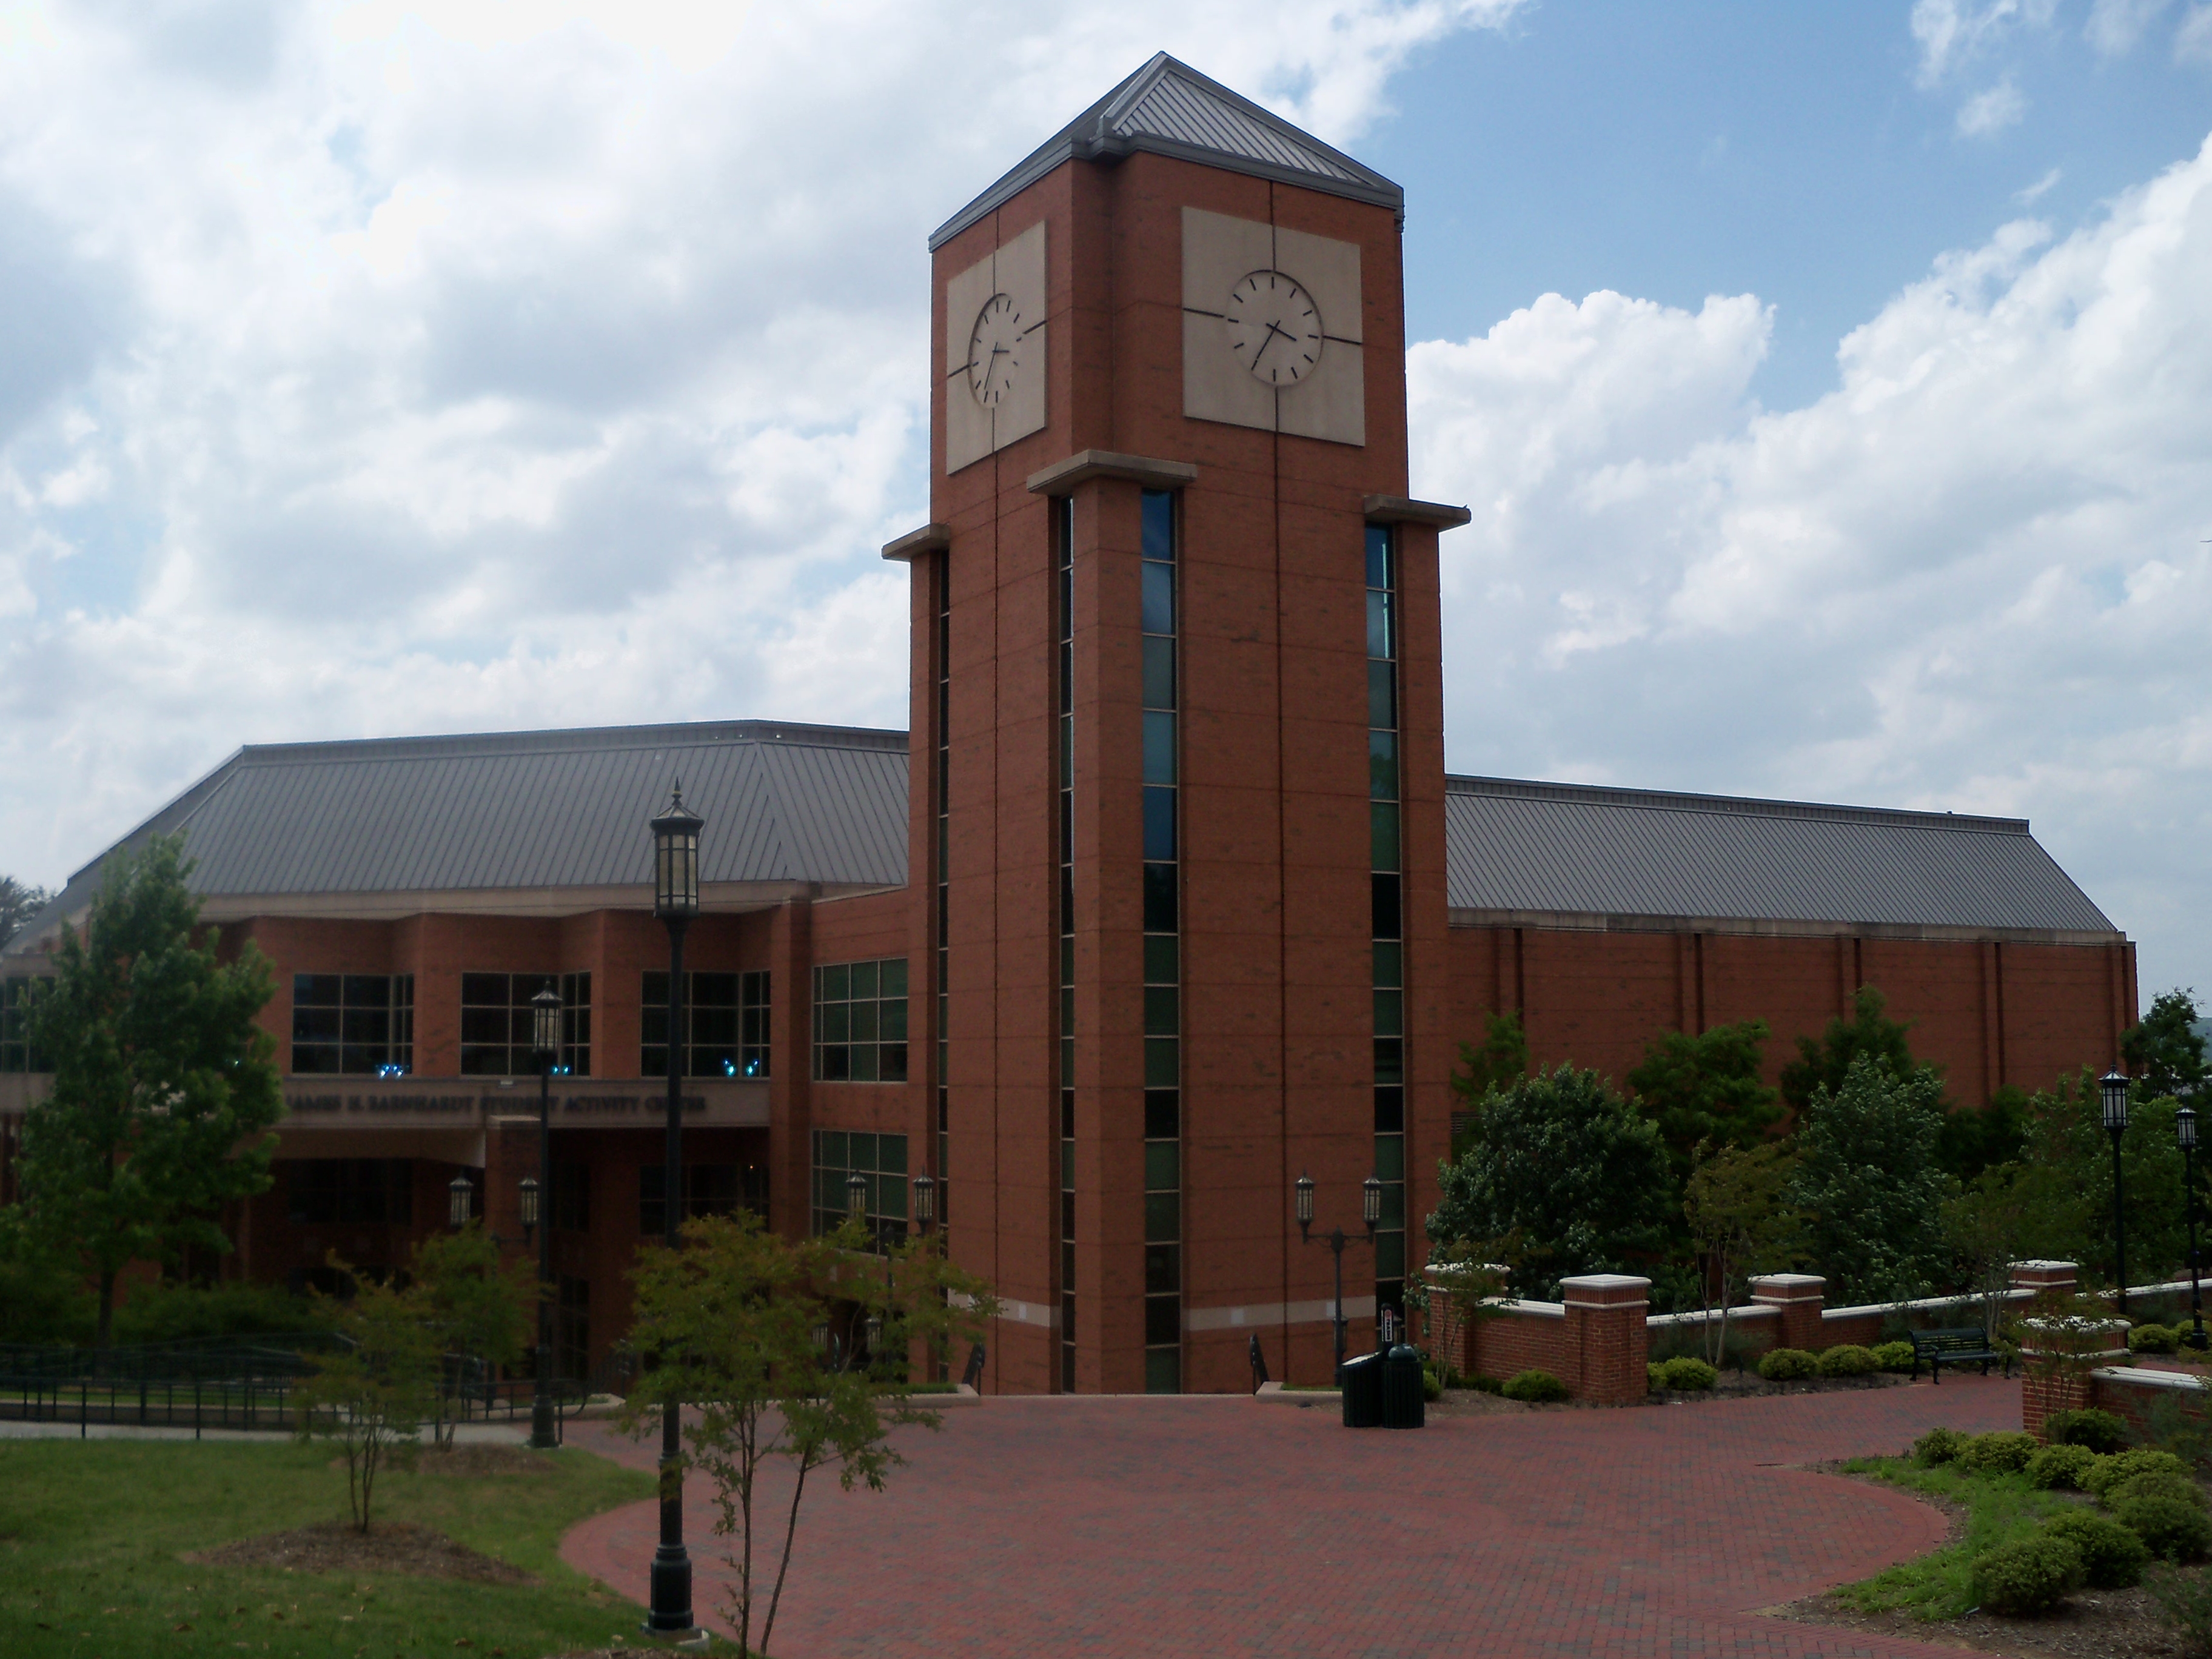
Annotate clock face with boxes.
[967,292,1029,407]
[1224,270,1324,386]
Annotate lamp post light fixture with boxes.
[526,983,561,1451]
[447,1171,475,1231]
[2183,1106,2208,1350]
[1294,1171,1382,1379]
[645,781,702,1639]
[2102,1067,2131,1315]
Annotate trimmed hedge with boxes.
[1967,1533,2084,1616]
[2042,1407,2128,1454]
[2041,1510,2151,1589]
[2024,1443,2100,1491]
[2110,1491,2212,1563]
[1502,1369,1568,1403]
[1870,1340,1916,1373]
[1657,1356,1718,1392]
[2105,1470,2205,1513]
[1817,1343,1879,1378]
[2130,1323,2182,1355]
[1757,1347,1818,1382]
[2083,1449,2192,1500]
[1912,1426,1970,1466]
[1959,1431,2040,1475]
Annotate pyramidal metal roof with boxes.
[929,52,1404,250]
[1443,775,2121,941]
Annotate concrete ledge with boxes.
[1362,494,1472,529]
[2094,1366,2208,1395]
[1025,449,1198,494]
[1255,1381,1339,1404]
[880,522,951,561]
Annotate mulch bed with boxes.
[1768,1461,2193,1658]
[189,1520,535,1584]
[417,1444,560,1478]
[1652,1370,1912,1406]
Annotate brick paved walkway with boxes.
[561,1376,2020,1657]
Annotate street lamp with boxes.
[1294,1171,1382,1378]
[2182,1107,2207,1350]
[2102,1068,2131,1315]
[645,781,702,1639]
[527,984,561,1451]
[447,1171,475,1230]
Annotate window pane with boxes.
[1373,989,1403,1037]
[295,974,341,1007]
[1143,934,1178,985]
[1373,1037,1404,1085]
[1144,1037,1179,1088]
[1141,560,1175,635]
[461,973,506,1005]
[1367,589,1395,660]
[1375,1136,1405,1181]
[822,1004,850,1043]
[822,1045,850,1081]
[1145,1243,1179,1295]
[1372,940,1403,990]
[882,1042,908,1081]
[1143,786,1176,860]
[1373,1085,1404,1133]
[1145,1347,1180,1394]
[851,1044,879,1082]
[880,959,907,997]
[1143,987,1179,1037]
[1144,1141,1179,1192]
[850,1133,877,1173]
[1144,1089,1179,1139]
[850,1001,878,1043]
[1142,864,1177,933]
[1142,711,1176,785]
[1371,873,1401,942]
[1142,635,1176,711]
[1365,524,1393,591]
[1370,802,1400,873]
[880,1133,907,1175]
[821,1130,848,1170]
[1369,729,1398,801]
[1369,659,1396,729]
[880,999,907,1041]
[1144,1191,1179,1242]
[342,976,386,1008]
[1376,1232,1406,1278]
[1145,1296,1181,1346]
[823,964,850,1000]
[851,960,879,1000]
[1141,489,1175,562]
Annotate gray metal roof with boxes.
[10,721,910,947]
[1444,775,2120,940]
[929,53,1404,250]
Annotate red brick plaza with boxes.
[561,1378,2018,1658]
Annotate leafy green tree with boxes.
[1936,1084,2031,1182]
[1683,1141,1801,1364]
[1427,1064,1674,1299]
[407,1222,532,1449]
[1788,1054,1956,1306]
[1449,1010,1530,1158]
[1628,1019,1783,1186]
[1945,1161,2077,1341]
[295,1267,436,1532]
[2125,988,2208,1102]
[17,834,283,1345]
[2022,1066,2188,1288]
[0,1207,92,1344]
[1778,985,1925,1116]
[621,1209,996,1657]
[0,874,49,948]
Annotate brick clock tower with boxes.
[885,54,1468,1395]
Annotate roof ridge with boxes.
[231,719,910,768]
[1443,773,2031,836]
[929,52,1403,251]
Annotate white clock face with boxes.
[1224,270,1324,386]
[967,292,1029,407]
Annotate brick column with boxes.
[1423,1266,1473,1377]
[1561,1275,1649,1405]
[484,1114,539,1269]
[2009,1260,2079,1297]
[2019,1315,2128,1439]
[1750,1274,1826,1352]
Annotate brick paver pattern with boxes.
[560,1376,2020,1658]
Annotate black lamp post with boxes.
[527,984,561,1450]
[2182,1106,2207,1350]
[845,1170,873,1370]
[645,782,701,1638]
[1294,1171,1382,1378]
[2102,1068,2131,1315]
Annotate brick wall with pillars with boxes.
[1561,1275,1649,1406]
[1750,1275,1826,1350]
[2019,1315,2128,1439]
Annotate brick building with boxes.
[0,56,2134,1394]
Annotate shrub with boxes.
[1913,1426,1971,1466]
[1503,1369,1569,1403]
[112,1280,331,1344]
[2108,1471,2207,1512]
[2042,1510,2151,1589]
[1658,1356,1718,1392]
[1462,1374,1504,1395]
[1960,1431,2041,1475]
[1647,1362,1663,1392]
[2145,1563,2212,1654]
[1421,1367,1443,1403]
[1967,1533,2084,1616]
[1758,1347,1818,1382]
[2112,1492,2212,1563]
[1818,1344,1879,1378]
[1871,1340,1916,1373]
[2086,1449,2194,1500]
[2043,1407,2130,1454]
[2025,1443,2100,1490]
[2134,1324,2184,1355]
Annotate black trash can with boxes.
[1381,1341,1426,1429]
[1339,1351,1384,1428]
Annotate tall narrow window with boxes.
[936,549,951,1229]
[1055,495,1078,1392]
[1140,488,1181,1394]
[1367,523,1406,1323]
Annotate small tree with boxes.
[1778,984,1923,1116]
[2125,988,2208,1103]
[1429,1064,1674,1299]
[407,1222,532,1448]
[18,834,283,1344]
[0,874,49,949]
[1943,1161,2074,1342]
[1788,1054,1955,1306]
[295,1268,435,1532]
[1628,1019,1783,1187]
[1682,1141,1800,1364]
[620,1210,994,1657]
[1449,1011,1530,1158]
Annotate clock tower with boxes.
[885,53,1467,1394]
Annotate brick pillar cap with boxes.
[2011,1260,2079,1273]
[1750,1273,1826,1292]
[1561,1274,1650,1307]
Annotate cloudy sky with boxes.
[2,1,2210,1006]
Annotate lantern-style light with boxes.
[518,1174,541,1233]
[911,1171,936,1228]
[531,984,562,1061]
[2182,1107,2200,1153]
[813,1319,830,1354]
[1361,1173,1383,1230]
[846,1170,868,1221]
[447,1172,474,1230]
[1294,1172,1315,1231]
[650,782,705,922]
[2102,1068,2131,1133]
[865,1313,883,1353]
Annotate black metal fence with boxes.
[0,1335,595,1440]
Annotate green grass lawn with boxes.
[1831,1456,2079,1620]
[0,1436,671,1658]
